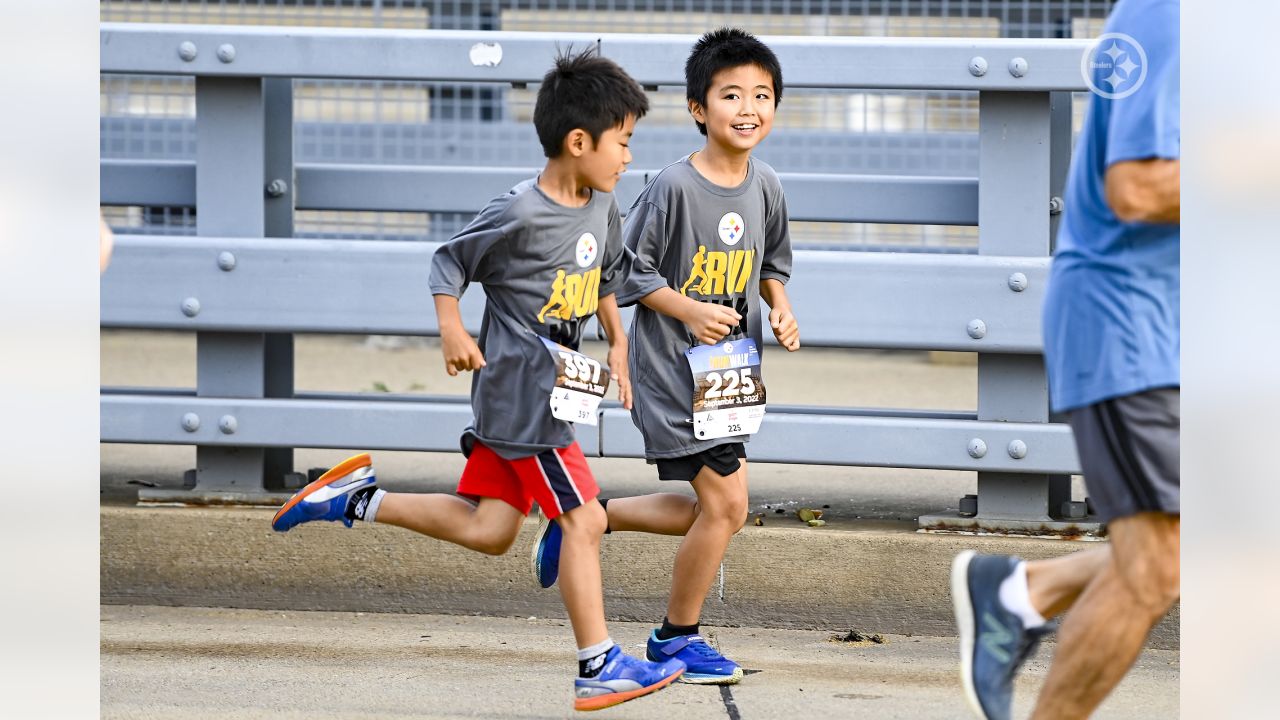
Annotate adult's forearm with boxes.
[1105,159,1180,224]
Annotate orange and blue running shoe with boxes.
[271,453,377,532]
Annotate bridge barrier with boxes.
[100,23,1090,529]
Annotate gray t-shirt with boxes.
[429,178,667,460]
[617,155,793,460]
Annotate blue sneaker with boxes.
[271,453,377,532]
[951,550,1055,720]
[530,512,562,588]
[574,645,684,711]
[646,631,743,685]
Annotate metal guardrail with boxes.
[99,24,1088,527]
[100,24,1092,90]
[101,161,980,225]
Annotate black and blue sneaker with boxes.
[271,453,377,532]
[951,550,1055,720]
[531,511,562,588]
[574,645,685,711]
[646,631,743,685]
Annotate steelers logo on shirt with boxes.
[575,232,598,268]
[718,212,745,246]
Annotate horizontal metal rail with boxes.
[101,391,1080,475]
[101,160,980,225]
[101,118,984,176]
[101,235,1046,352]
[100,24,1092,91]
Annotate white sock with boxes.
[998,561,1047,629]
[577,638,615,678]
[577,638,615,661]
[362,488,387,523]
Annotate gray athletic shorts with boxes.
[1067,387,1180,524]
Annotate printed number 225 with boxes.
[705,368,755,399]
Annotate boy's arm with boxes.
[433,294,486,376]
[616,198,740,345]
[639,287,741,346]
[428,199,513,376]
[760,278,800,351]
[596,294,631,409]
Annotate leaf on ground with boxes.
[830,630,886,644]
[371,381,391,392]
[807,519,827,527]
[797,508,816,522]
[753,514,765,526]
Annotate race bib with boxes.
[687,338,766,440]
[539,337,610,426]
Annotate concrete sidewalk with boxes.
[101,605,1179,719]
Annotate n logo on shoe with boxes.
[979,612,1014,663]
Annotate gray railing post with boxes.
[263,77,297,489]
[181,76,282,498]
[971,91,1072,526]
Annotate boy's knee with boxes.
[558,501,607,538]
[474,526,519,556]
[702,491,749,529]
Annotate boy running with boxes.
[271,49,733,712]
[533,28,800,686]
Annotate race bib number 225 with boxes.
[687,338,766,440]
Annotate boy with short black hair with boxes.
[271,48,737,711]
[533,28,799,685]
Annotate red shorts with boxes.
[456,441,599,520]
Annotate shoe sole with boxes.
[680,667,743,685]
[271,453,373,531]
[574,668,684,712]
[529,511,555,589]
[951,549,989,720]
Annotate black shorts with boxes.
[654,443,746,482]
[1067,387,1179,524]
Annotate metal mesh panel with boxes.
[100,0,1114,245]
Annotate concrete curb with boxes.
[101,506,1178,650]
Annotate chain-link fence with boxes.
[100,0,1114,248]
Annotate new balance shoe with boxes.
[646,631,743,685]
[531,511,562,588]
[271,453,377,532]
[574,645,685,711]
[951,550,1056,720]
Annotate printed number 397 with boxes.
[558,351,602,384]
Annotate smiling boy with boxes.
[533,28,799,685]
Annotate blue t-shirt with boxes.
[1043,0,1180,413]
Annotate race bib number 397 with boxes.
[687,338,766,440]
[539,337,610,426]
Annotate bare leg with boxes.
[1026,546,1112,619]
[555,500,610,648]
[375,493,523,556]
[605,493,699,535]
[665,462,749,626]
[1031,512,1180,719]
